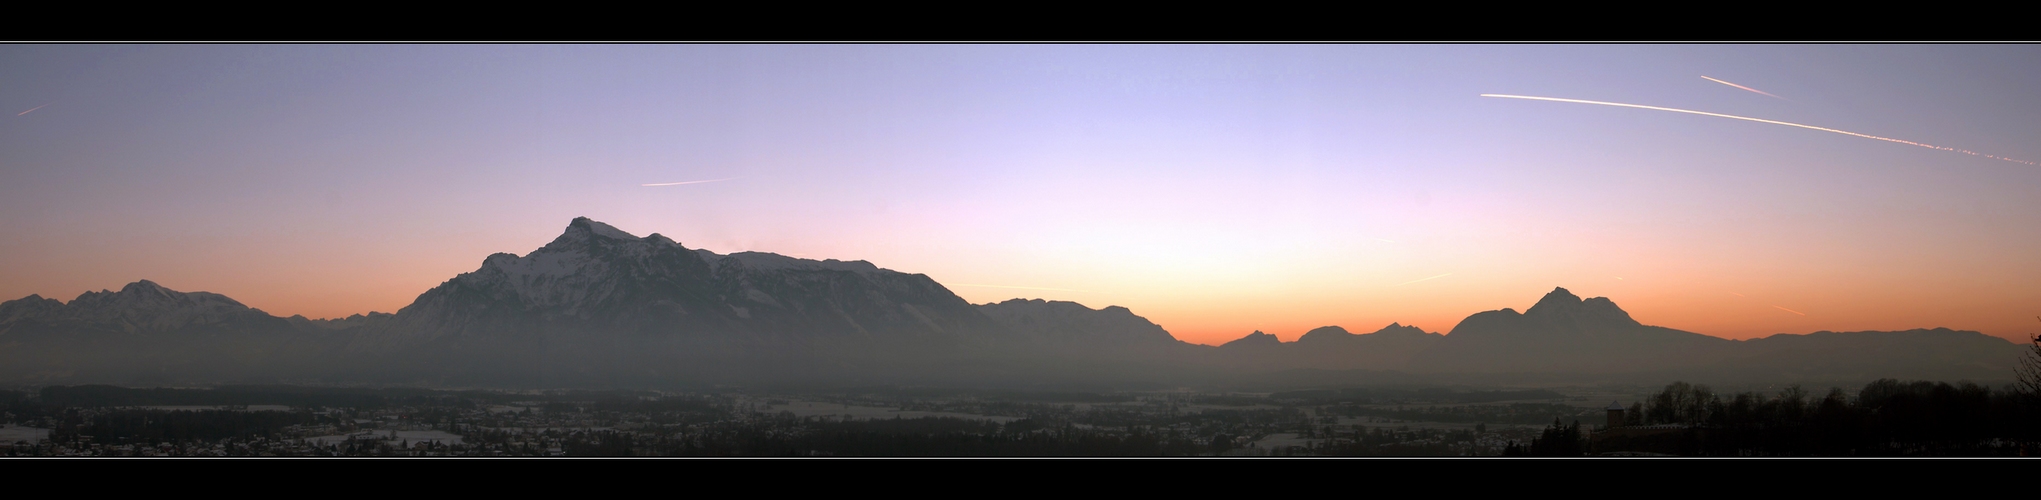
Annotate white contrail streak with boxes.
[17,103,51,116]
[1701,76,1786,100]
[951,284,1099,293]
[642,178,735,187]
[1391,273,1453,287]
[1481,94,2037,166]
[1773,305,1807,316]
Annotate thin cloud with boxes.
[1391,273,1453,287]
[1701,76,1787,100]
[642,178,735,187]
[1482,94,2037,166]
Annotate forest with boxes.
[1511,378,2040,456]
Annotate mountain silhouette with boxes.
[366,217,998,347]
[0,280,305,384]
[1216,324,1444,370]
[0,219,2025,387]
[1408,287,1734,375]
[1220,331,1283,349]
[341,217,1011,384]
[978,298,1183,347]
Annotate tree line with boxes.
[1519,378,2041,456]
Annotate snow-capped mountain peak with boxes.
[0,280,281,335]
[377,218,998,345]
[570,217,641,241]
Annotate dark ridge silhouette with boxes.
[976,298,1181,347]
[1409,287,1736,376]
[0,218,2024,388]
[1220,331,1283,348]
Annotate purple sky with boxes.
[4,45,2038,345]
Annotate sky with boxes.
[3,44,2039,346]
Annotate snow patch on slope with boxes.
[583,219,640,241]
[693,249,884,274]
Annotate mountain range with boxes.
[0,218,2025,388]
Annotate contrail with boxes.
[16,103,51,116]
[1482,94,2037,166]
[1773,305,1807,316]
[951,284,1098,293]
[1731,292,1746,297]
[1391,273,1453,287]
[642,178,734,187]
[1701,76,1786,100]
[1373,238,1397,243]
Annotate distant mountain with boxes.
[1197,287,2023,384]
[1407,287,1734,374]
[0,280,312,384]
[343,217,1011,385]
[1219,331,1282,349]
[977,299,1181,347]
[0,280,287,336]
[1390,288,2025,383]
[1212,324,1441,370]
[286,312,392,331]
[0,220,2025,387]
[1716,328,2026,383]
[1295,324,1443,369]
[366,218,996,345]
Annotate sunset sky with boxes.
[4,45,2038,345]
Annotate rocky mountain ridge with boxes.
[359,217,1004,350]
[0,280,289,336]
[0,219,2024,387]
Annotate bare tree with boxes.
[2016,327,2041,407]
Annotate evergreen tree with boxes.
[1527,419,1582,456]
